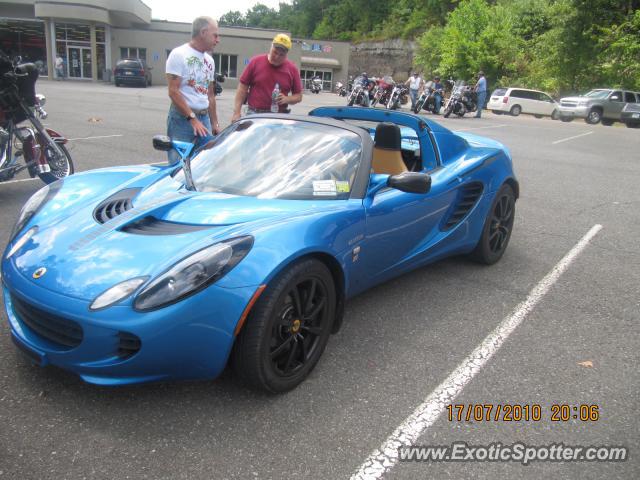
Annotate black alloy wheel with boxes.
[232,259,336,393]
[471,184,516,265]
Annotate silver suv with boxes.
[558,89,640,125]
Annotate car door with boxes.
[360,169,458,285]
[538,92,555,115]
[605,90,625,118]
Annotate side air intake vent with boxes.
[442,182,484,230]
[120,216,211,236]
[93,188,141,224]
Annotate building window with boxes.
[300,69,332,91]
[0,19,48,75]
[212,53,237,78]
[55,23,106,80]
[120,47,146,61]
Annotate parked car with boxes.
[488,87,560,119]
[620,102,640,128]
[3,107,518,393]
[558,89,640,125]
[114,58,152,87]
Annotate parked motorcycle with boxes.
[386,84,409,110]
[335,82,347,97]
[0,53,73,184]
[443,81,476,118]
[311,77,322,94]
[371,75,395,107]
[414,85,444,114]
[347,75,374,107]
[215,73,224,96]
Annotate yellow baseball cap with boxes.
[272,33,292,51]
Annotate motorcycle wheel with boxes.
[456,105,467,117]
[371,95,379,107]
[413,99,424,114]
[443,105,453,118]
[347,95,355,106]
[38,144,74,184]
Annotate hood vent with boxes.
[93,188,141,224]
[443,182,484,230]
[120,216,211,236]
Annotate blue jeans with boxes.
[475,91,486,117]
[433,93,442,113]
[166,104,212,165]
[409,89,419,109]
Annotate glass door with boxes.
[67,46,92,79]
[67,47,81,78]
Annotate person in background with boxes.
[165,16,220,164]
[405,72,423,111]
[432,75,444,114]
[474,71,487,118]
[55,55,64,80]
[231,33,302,122]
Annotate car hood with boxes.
[560,96,589,102]
[8,171,344,300]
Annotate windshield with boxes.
[175,119,362,200]
[584,90,611,98]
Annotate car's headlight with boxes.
[133,236,254,311]
[11,180,62,240]
[90,277,149,311]
[6,226,38,259]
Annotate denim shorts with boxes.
[166,104,212,165]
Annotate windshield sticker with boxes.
[335,181,350,193]
[313,180,337,196]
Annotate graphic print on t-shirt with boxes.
[185,56,213,95]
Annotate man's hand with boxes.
[190,118,210,137]
[276,93,288,105]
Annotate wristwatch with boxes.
[187,112,196,121]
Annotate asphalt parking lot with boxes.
[0,81,638,480]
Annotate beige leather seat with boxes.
[371,122,408,175]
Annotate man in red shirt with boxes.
[231,33,303,122]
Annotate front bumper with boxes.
[558,106,589,118]
[2,257,258,386]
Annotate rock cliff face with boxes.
[348,39,417,83]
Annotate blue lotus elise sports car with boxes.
[2,107,518,392]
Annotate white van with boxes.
[488,87,560,119]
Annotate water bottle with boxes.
[271,82,280,113]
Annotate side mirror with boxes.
[610,95,620,101]
[152,135,172,151]
[388,172,431,194]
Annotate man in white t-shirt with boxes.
[405,72,423,111]
[166,16,220,164]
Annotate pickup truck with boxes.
[558,89,640,125]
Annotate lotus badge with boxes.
[32,267,47,279]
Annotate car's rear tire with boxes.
[510,105,521,116]
[470,184,515,265]
[232,259,336,393]
[586,108,602,124]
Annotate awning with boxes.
[300,56,341,68]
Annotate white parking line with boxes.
[551,131,593,145]
[351,224,603,480]
[455,124,508,132]
[68,134,124,141]
[1,177,39,185]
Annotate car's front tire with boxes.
[586,108,602,124]
[471,184,515,265]
[232,259,336,393]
